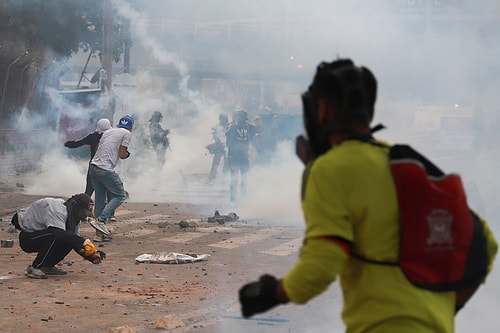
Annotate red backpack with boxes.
[389,144,488,291]
[354,143,488,292]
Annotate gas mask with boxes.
[295,59,378,164]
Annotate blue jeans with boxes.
[85,163,115,216]
[89,165,127,221]
[227,155,249,202]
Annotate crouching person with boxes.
[11,193,106,279]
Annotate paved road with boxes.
[1,175,494,332]
[0,190,345,333]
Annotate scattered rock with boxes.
[0,239,14,248]
[179,220,190,228]
[106,325,136,333]
[178,220,198,228]
[207,210,239,224]
[153,314,185,329]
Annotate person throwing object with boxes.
[238,58,498,332]
[89,115,134,241]
[64,118,112,196]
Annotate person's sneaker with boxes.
[26,266,47,279]
[108,215,117,222]
[40,266,67,276]
[93,231,113,243]
[87,218,112,235]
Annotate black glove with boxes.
[83,250,106,264]
[239,274,283,318]
[97,250,106,260]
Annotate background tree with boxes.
[0,0,141,126]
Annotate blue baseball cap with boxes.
[117,115,134,129]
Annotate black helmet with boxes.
[150,111,163,123]
[302,58,377,157]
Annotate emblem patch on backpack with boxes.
[426,209,454,248]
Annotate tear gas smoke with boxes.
[3,1,500,332]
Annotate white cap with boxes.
[96,118,112,134]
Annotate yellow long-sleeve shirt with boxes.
[282,139,498,333]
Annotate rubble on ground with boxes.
[207,210,239,224]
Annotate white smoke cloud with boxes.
[7,1,500,331]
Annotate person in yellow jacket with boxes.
[238,58,498,332]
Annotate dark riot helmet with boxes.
[302,58,377,157]
[150,111,163,123]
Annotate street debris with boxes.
[153,313,185,329]
[135,252,210,264]
[177,211,239,227]
[178,219,201,228]
[207,210,239,224]
[105,325,136,333]
[1,239,14,248]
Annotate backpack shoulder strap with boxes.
[390,144,444,177]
